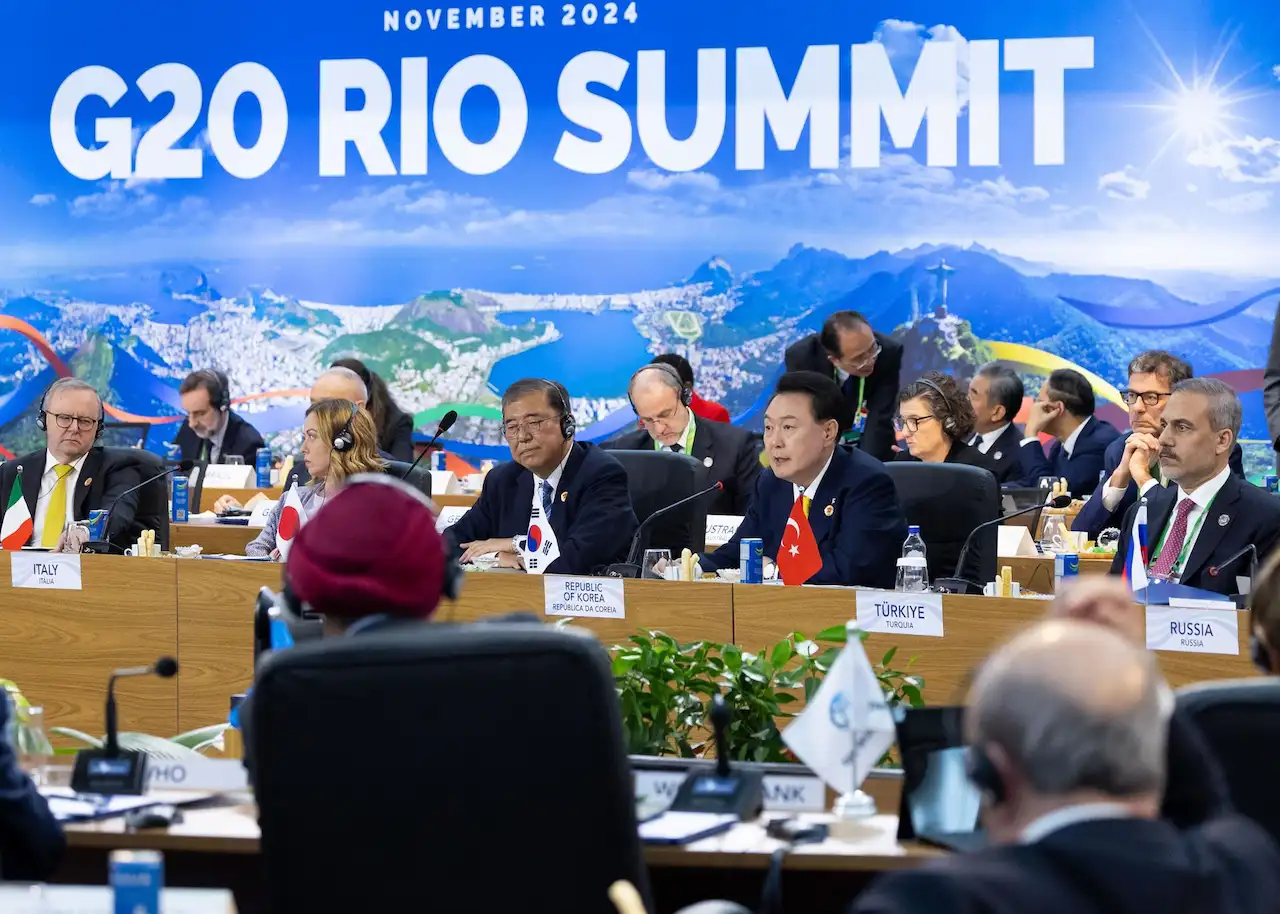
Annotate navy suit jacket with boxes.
[969,423,1024,485]
[445,442,637,575]
[0,696,64,881]
[702,446,906,588]
[1015,416,1121,497]
[0,446,145,550]
[1074,433,1246,539]
[173,410,266,465]
[1108,472,1280,594]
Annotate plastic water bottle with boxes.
[896,526,929,592]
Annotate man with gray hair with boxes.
[853,620,1280,914]
[0,378,146,549]
[603,361,761,515]
[1108,377,1280,595]
[966,361,1025,482]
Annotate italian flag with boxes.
[1,477,32,550]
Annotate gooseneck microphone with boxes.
[401,409,459,482]
[84,460,195,554]
[936,493,1073,594]
[1209,543,1258,609]
[607,481,725,577]
[73,656,180,795]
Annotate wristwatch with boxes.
[511,535,523,554]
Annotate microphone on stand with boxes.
[401,410,459,484]
[1209,543,1258,609]
[83,460,194,554]
[936,494,1072,594]
[606,481,724,578]
[72,656,180,795]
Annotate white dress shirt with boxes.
[1100,436,1161,511]
[792,449,835,505]
[1020,802,1134,844]
[1022,415,1092,455]
[32,450,90,545]
[531,445,575,520]
[1158,464,1232,579]
[972,423,1011,454]
[655,414,696,453]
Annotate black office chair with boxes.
[383,459,432,497]
[608,449,710,556]
[882,462,1000,589]
[103,446,171,550]
[100,421,151,449]
[1176,679,1280,844]
[249,623,651,914]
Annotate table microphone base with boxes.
[935,577,982,595]
[604,563,641,578]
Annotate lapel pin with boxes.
[703,456,713,468]
[993,451,1002,461]
[824,504,834,517]
[83,477,93,488]
[560,491,568,502]
[1218,514,1229,527]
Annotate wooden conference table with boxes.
[0,554,1255,743]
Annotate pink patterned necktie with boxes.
[1150,498,1197,579]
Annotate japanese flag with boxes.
[276,483,308,561]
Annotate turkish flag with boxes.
[777,496,822,585]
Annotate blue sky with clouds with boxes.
[1,0,1279,277]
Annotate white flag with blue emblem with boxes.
[522,500,560,575]
[782,624,896,794]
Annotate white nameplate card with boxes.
[855,590,945,637]
[148,756,248,792]
[705,515,744,548]
[248,500,276,526]
[996,525,1037,557]
[430,470,460,496]
[634,770,825,813]
[11,553,82,590]
[434,504,471,531]
[202,464,255,488]
[544,575,625,619]
[1146,602,1240,656]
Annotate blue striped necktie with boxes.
[541,481,554,518]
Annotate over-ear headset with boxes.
[331,400,359,452]
[966,744,1006,803]
[917,376,958,433]
[35,381,106,440]
[543,380,576,440]
[627,362,693,413]
[209,369,231,412]
[270,474,463,617]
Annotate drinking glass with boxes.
[895,557,929,592]
[642,549,671,580]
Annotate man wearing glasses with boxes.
[784,310,902,461]
[447,378,636,574]
[0,378,145,549]
[1074,351,1244,539]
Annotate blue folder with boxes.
[1132,581,1233,605]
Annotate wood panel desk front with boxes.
[732,587,1256,704]
[172,523,259,554]
[0,554,179,737]
[198,486,281,514]
[1002,554,1112,594]
[174,567,735,733]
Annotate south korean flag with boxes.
[522,501,560,574]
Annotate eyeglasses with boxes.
[46,412,97,432]
[843,341,882,370]
[502,416,556,440]
[1120,390,1171,407]
[893,415,937,433]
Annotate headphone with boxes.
[209,370,232,412]
[916,376,958,433]
[331,400,359,452]
[543,380,576,440]
[35,381,106,440]
[271,474,463,618]
[966,744,1006,803]
[628,362,693,414]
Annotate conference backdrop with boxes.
[1,0,1277,468]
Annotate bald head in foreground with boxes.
[852,619,1280,914]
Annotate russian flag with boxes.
[1124,500,1149,591]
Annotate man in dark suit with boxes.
[700,372,905,587]
[966,361,1025,483]
[446,379,637,575]
[1075,352,1246,539]
[1109,379,1280,595]
[784,311,902,461]
[0,692,64,880]
[0,378,145,550]
[173,369,266,465]
[1014,368,1120,497]
[851,618,1280,914]
[603,362,761,515]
